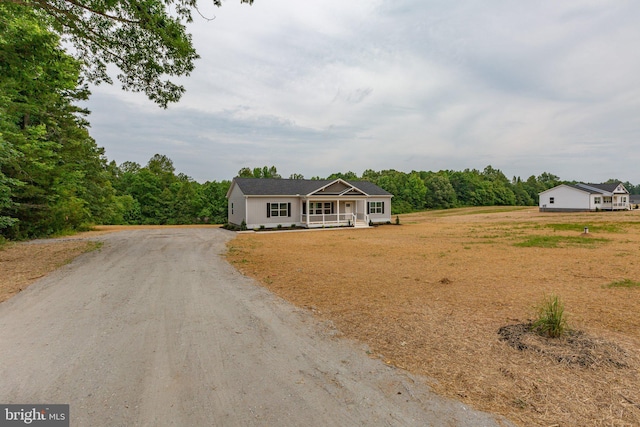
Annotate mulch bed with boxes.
[498,323,630,368]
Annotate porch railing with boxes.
[355,212,369,224]
[600,202,629,210]
[302,213,363,226]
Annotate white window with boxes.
[594,197,601,204]
[269,203,289,217]
[369,201,383,214]
[310,202,332,215]
[549,197,555,204]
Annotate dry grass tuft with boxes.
[226,207,640,426]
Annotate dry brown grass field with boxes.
[226,207,640,426]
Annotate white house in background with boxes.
[539,182,631,212]
[226,178,393,229]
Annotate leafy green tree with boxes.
[424,172,457,209]
[537,172,560,189]
[622,181,639,194]
[125,168,163,223]
[237,167,253,178]
[523,175,542,204]
[1,4,115,237]
[511,177,534,206]
[199,180,230,224]
[482,165,515,206]
[449,169,483,206]
[258,166,281,179]
[173,180,201,224]
[361,169,381,183]
[375,170,411,213]
[237,166,281,178]
[18,0,253,107]
[402,172,427,210]
[470,180,497,206]
[326,171,358,180]
[147,153,177,188]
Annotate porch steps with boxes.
[353,220,369,228]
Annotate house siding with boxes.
[539,186,591,211]
[246,197,301,229]
[227,185,246,226]
[367,197,393,223]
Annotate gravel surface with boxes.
[0,228,513,426]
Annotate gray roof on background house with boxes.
[231,178,392,196]
[564,182,626,195]
[578,182,623,193]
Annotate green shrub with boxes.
[531,294,569,338]
[240,220,247,231]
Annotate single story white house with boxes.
[226,177,393,229]
[539,182,631,212]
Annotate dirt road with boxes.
[0,228,512,426]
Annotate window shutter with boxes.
[367,202,370,214]
[267,203,270,218]
[302,203,306,214]
[287,203,291,217]
[382,202,385,214]
[331,202,334,214]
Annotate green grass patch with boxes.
[546,223,623,233]
[514,235,609,248]
[605,279,640,288]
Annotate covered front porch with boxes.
[600,195,630,210]
[301,199,369,228]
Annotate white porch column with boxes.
[336,199,340,225]
[306,199,309,227]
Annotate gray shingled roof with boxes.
[232,178,392,196]
[583,182,622,193]
[571,182,624,194]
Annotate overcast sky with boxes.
[83,0,640,183]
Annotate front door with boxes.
[344,203,353,215]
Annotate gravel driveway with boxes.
[0,228,513,426]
